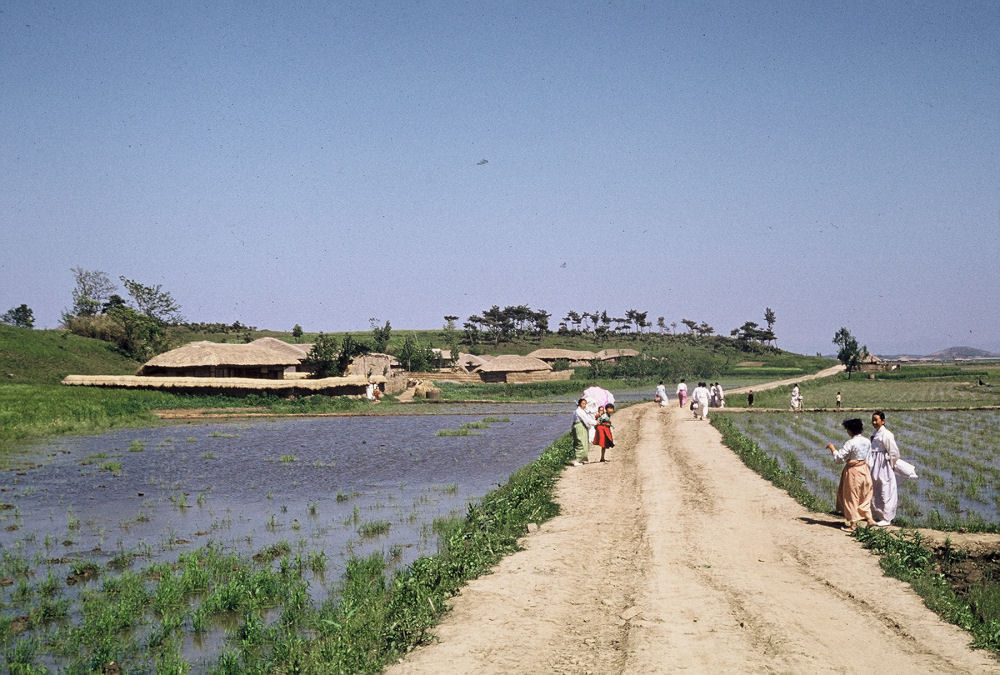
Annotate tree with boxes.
[304,333,340,378]
[67,267,115,319]
[369,318,392,352]
[1,304,34,328]
[291,324,303,342]
[764,307,777,345]
[107,306,168,360]
[833,327,868,378]
[119,276,183,324]
[395,333,433,372]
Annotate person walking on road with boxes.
[676,379,688,408]
[655,381,669,407]
[691,382,711,420]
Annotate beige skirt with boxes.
[836,459,874,526]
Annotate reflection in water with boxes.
[1,408,569,603]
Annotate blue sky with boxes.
[2,1,998,355]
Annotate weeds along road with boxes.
[387,402,998,674]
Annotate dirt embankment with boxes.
[387,403,999,674]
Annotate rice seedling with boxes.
[202,451,216,459]
[66,507,79,532]
[308,501,318,516]
[436,428,474,436]
[210,431,236,438]
[128,439,146,452]
[99,460,122,475]
[358,520,391,538]
[279,454,297,463]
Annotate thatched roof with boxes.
[526,348,596,361]
[595,348,640,360]
[476,355,552,373]
[860,353,882,364]
[140,341,302,370]
[63,374,384,391]
[251,337,310,359]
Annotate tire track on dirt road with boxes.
[389,401,998,673]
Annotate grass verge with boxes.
[854,527,1000,655]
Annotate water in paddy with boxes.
[1,406,573,592]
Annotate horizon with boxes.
[3,3,998,356]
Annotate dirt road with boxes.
[387,402,998,674]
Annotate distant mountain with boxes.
[927,346,999,360]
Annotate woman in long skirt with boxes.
[869,410,900,526]
[826,418,877,532]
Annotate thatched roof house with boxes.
[476,355,554,383]
[137,341,301,379]
[595,348,639,362]
[526,348,596,365]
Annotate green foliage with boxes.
[854,527,1000,653]
[67,267,116,319]
[303,333,340,378]
[369,318,392,352]
[0,326,141,384]
[394,333,434,372]
[833,327,867,376]
[118,275,183,324]
[291,324,303,341]
[106,305,169,360]
[1,304,35,328]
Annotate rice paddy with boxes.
[721,410,1000,528]
[0,408,566,670]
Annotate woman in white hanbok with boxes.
[868,411,900,526]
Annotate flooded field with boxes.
[722,409,1000,526]
[0,403,573,668]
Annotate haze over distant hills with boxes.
[878,346,1000,360]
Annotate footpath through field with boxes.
[387,398,999,673]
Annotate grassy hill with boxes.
[3,325,834,386]
[0,325,142,385]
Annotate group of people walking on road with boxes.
[826,410,908,532]
[662,379,724,420]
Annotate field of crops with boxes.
[721,410,1000,528]
[743,370,1000,410]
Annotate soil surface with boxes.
[387,400,1000,674]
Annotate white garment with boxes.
[655,383,669,406]
[869,426,900,522]
[573,406,597,443]
[692,385,710,419]
[716,384,725,407]
[832,435,871,463]
[676,382,688,397]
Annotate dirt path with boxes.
[387,402,999,674]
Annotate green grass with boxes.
[744,368,1000,410]
[854,527,1000,655]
